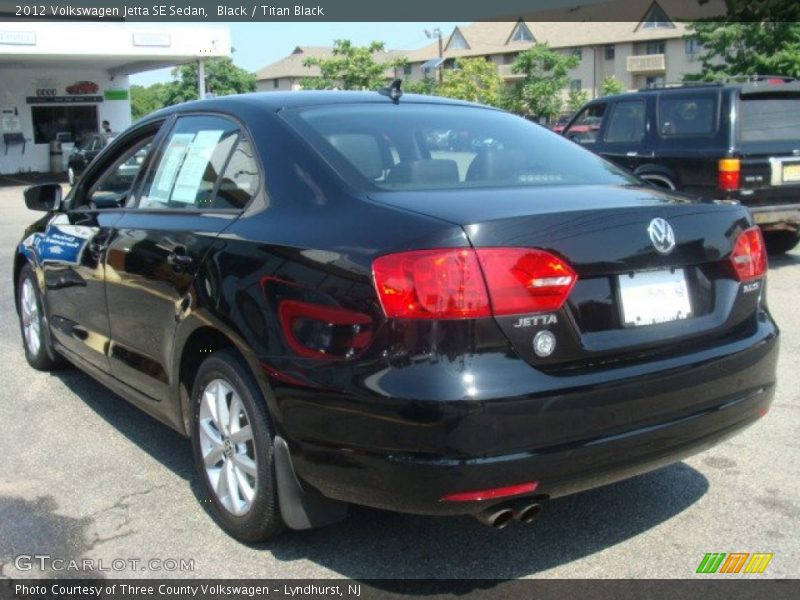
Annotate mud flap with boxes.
[273,435,348,530]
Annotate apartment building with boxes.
[255,1,724,99]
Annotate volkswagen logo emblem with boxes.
[648,218,676,255]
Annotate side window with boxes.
[214,137,260,210]
[84,138,153,210]
[604,100,646,143]
[564,103,606,144]
[138,115,240,210]
[658,95,716,137]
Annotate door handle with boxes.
[167,249,194,269]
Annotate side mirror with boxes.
[24,183,62,212]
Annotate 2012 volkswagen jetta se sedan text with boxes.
[14,90,779,540]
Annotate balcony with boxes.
[497,64,524,80]
[627,53,666,74]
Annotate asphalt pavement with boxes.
[0,184,798,579]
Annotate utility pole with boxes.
[197,59,206,99]
[425,27,444,83]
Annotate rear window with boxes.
[282,103,636,191]
[739,95,800,142]
[658,94,717,136]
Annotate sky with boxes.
[129,22,467,87]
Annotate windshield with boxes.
[282,103,637,191]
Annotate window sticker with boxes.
[171,129,224,203]
[148,133,194,204]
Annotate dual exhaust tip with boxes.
[475,498,544,529]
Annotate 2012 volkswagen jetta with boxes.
[14,90,778,540]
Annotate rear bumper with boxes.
[274,315,779,516]
[749,202,800,229]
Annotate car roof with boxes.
[593,79,800,103]
[141,90,496,123]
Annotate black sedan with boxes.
[15,90,778,541]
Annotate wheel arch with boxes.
[633,164,679,190]
[13,252,28,314]
[172,318,278,438]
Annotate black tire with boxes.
[190,349,284,542]
[764,230,800,255]
[17,264,62,371]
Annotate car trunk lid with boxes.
[369,184,760,371]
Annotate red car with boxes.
[550,114,573,133]
[66,81,99,95]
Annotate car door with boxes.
[104,114,259,403]
[598,97,653,172]
[42,126,159,372]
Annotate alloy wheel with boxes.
[20,278,41,357]
[198,378,258,516]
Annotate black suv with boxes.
[563,77,800,254]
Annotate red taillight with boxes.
[372,248,577,319]
[730,226,767,282]
[440,481,539,502]
[718,158,741,191]
[475,248,577,315]
[372,249,491,319]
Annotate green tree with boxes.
[685,1,800,81]
[599,75,625,96]
[162,57,256,105]
[436,58,505,107]
[506,43,580,120]
[130,83,167,121]
[301,39,406,90]
[404,77,439,96]
[567,88,589,112]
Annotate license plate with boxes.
[782,163,800,183]
[618,269,692,327]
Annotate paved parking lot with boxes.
[0,183,798,579]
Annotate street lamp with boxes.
[425,27,444,83]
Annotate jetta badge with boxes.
[648,217,676,255]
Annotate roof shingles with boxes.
[255,45,406,80]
